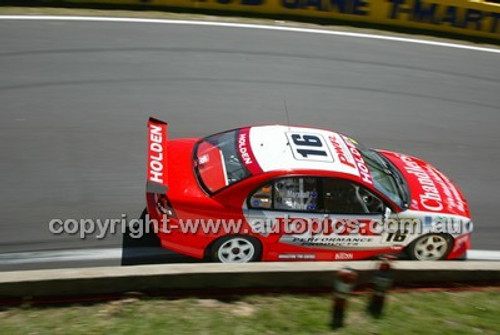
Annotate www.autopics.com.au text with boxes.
[48,215,472,239]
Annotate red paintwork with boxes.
[196,141,227,192]
[146,120,471,261]
[379,151,470,217]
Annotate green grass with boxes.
[1,290,500,334]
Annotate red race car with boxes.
[145,118,472,263]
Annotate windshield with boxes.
[194,129,251,193]
[344,137,408,208]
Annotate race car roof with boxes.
[242,125,366,180]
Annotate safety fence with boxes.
[31,0,500,40]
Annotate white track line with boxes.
[1,15,499,54]
[467,250,500,261]
[0,248,121,265]
[0,248,499,265]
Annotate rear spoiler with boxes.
[146,117,168,195]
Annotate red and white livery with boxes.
[146,118,472,263]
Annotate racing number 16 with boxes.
[291,134,327,158]
[287,133,333,162]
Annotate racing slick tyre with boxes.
[209,235,262,263]
[407,234,453,260]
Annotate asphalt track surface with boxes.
[0,17,499,270]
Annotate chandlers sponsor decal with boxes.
[428,167,466,214]
[342,136,373,185]
[401,155,443,211]
[148,120,167,185]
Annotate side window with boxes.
[323,178,384,214]
[249,183,273,209]
[274,177,320,211]
[249,177,321,212]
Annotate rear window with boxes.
[194,130,251,193]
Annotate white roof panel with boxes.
[249,125,362,178]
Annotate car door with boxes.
[311,177,389,252]
[243,176,327,247]
[243,176,396,259]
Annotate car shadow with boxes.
[121,208,200,266]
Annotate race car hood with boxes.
[378,150,471,218]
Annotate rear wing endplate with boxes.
[146,117,168,194]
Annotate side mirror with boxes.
[383,207,392,222]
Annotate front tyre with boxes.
[407,234,452,260]
[210,235,262,263]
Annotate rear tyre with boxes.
[209,235,262,263]
[407,234,452,260]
